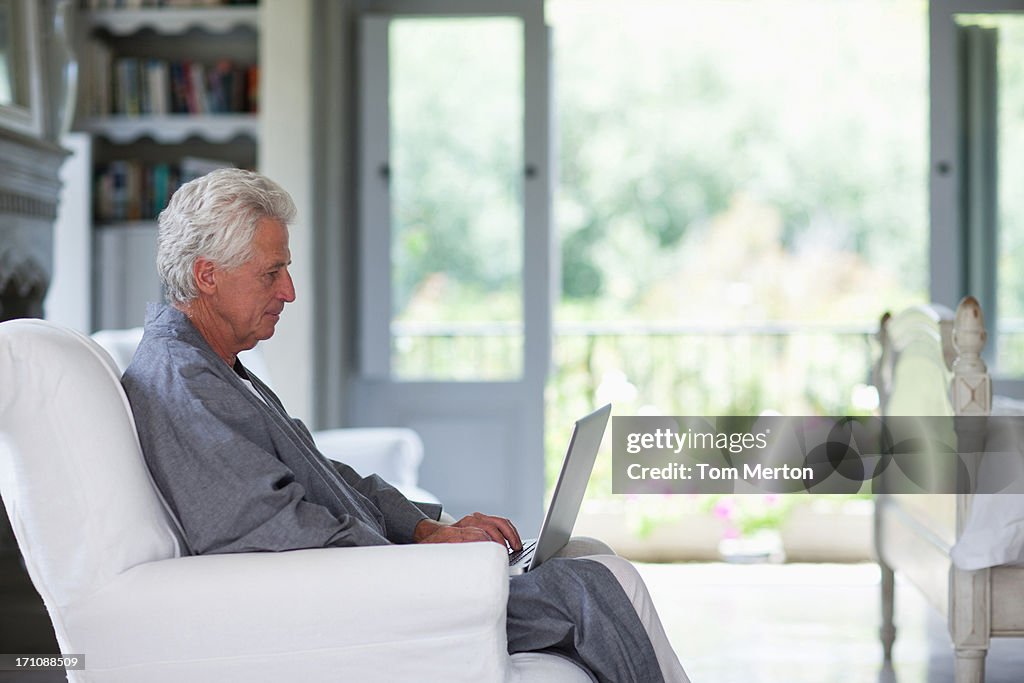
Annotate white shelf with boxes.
[84,6,259,36]
[77,114,258,144]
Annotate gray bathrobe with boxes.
[123,303,663,683]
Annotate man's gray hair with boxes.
[157,168,297,305]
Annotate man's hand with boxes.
[414,513,522,550]
[451,512,522,550]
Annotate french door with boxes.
[351,0,552,529]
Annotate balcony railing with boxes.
[392,319,878,414]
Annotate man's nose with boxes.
[279,268,296,303]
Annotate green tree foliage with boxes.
[551,0,929,319]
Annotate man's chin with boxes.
[257,319,280,340]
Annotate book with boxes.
[85,40,112,116]
[187,62,207,114]
[146,59,170,115]
[246,64,259,113]
[114,57,141,115]
[168,62,188,113]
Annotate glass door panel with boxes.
[389,17,524,380]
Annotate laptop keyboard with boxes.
[508,539,537,566]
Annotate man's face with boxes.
[205,218,295,354]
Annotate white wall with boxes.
[44,133,91,333]
[259,0,315,424]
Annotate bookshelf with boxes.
[74,1,260,330]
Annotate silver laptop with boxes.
[508,403,611,575]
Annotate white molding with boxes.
[77,114,258,144]
[82,6,260,36]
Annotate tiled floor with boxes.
[2,560,1022,681]
[638,562,1024,683]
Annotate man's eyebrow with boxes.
[267,259,292,269]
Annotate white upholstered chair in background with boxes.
[90,326,440,505]
[0,319,590,682]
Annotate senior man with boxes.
[122,168,689,683]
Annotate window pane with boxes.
[389,17,524,380]
[990,16,1024,374]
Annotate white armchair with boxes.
[90,327,439,504]
[0,320,589,682]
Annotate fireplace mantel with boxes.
[0,134,69,320]
[0,130,69,319]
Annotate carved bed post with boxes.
[951,295,991,418]
[951,296,991,534]
[950,295,992,683]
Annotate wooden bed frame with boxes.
[873,296,1024,683]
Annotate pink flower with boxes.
[713,498,735,520]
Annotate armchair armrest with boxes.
[68,542,510,683]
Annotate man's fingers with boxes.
[458,513,522,550]
[493,515,522,550]
[480,514,521,550]
[459,516,506,546]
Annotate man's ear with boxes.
[193,258,218,295]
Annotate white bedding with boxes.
[951,397,1024,569]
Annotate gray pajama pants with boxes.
[506,538,690,683]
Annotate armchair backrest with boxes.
[0,319,181,613]
[91,325,273,384]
